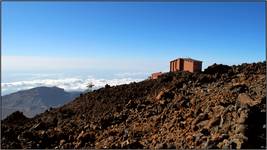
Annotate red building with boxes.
[170,58,202,73]
[150,72,163,80]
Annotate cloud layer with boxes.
[2,77,144,95]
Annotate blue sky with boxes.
[1,2,266,94]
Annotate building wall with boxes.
[170,61,172,72]
[183,60,194,72]
[179,59,184,70]
[173,61,176,71]
[151,72,163,79]
[170,60,176,72]
[170,59,183,72]
[193,61,202,72]
[174,60,177,71]
[176,59,180,71]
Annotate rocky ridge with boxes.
[1,61,266,149]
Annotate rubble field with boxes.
[1,61,266,149]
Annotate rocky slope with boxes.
[1,61,266,149]
[2,86,80,119]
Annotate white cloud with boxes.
[1,77,144,95]
[1,55,167,95]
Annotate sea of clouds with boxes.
[1,72,148,95]
[2,56,168,95]
[1,77,144,95]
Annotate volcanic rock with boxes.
[1,61,266,149]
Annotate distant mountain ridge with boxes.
[1,86,81,119]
